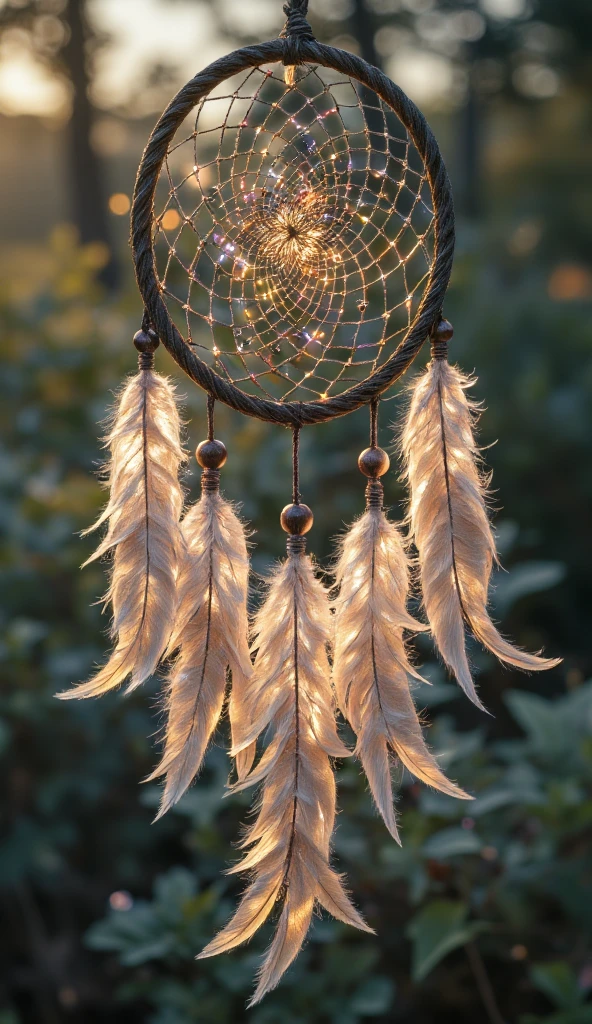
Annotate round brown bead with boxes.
[196,439,227,469]
[280,502,314,535]
[133,328,159,353]
[434,319,454,343]
[358,446,390,479]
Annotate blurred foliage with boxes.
[1,0,592,1014]
[0,218,590,1023]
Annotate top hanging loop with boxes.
[281,0,315,72]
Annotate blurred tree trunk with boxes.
[351,0,380,69]
[62,0,118,289]
[351,0,386,158]
[457,50,483,220]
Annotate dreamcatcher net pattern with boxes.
[154,63,436,402]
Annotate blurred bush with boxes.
[0,221,590,1024]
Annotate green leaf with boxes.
[505,691,565,754]
[492,560,565,615]
[422,827,482,859]
[412,680,461,707]
[350,977,395,1015]
[407,901,489,982]
[530,962,584,1010]
[520,1010,592,1024]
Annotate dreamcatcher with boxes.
[60,0,560,1004]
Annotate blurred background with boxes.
[1,0,591,1021]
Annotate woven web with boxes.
[154,63,435,402]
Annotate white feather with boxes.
[400,359,560,708]
[333,507,470,841]
[59,369,185,700]
[198,553,373,1006]
[147,490,251,818]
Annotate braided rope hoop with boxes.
[131,38,455,426]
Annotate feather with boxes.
[146,489,251,818]
[198,552,373,1006]
[333,507,470,841]
[59,369,185,700]
[400,358,560,708]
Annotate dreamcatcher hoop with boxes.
[131,36,455,426]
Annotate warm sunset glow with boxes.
[161,209,182,231]
[108,193,131,216]
[548,263,592,301]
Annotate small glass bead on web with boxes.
[154,63,435,403]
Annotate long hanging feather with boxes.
[59,363,185,700]
[333,505,470,841]
[146,485,252,818]
[198,547,372,1006]
[400,356,560,708]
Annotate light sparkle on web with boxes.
[156,63,435,402]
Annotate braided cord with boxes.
[281,0,314,66]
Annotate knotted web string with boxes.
[154,60,435,405]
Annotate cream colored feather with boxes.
[333,507,470,841]
[198,552,373,1006]
[401,358,560,708]
[59,369,185,700]
[147,490,251,818]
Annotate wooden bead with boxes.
[434,318,454,342]
[280,502,314,535]
[133,328,159,353]
[358,446,390,479]
[196,439,227,469]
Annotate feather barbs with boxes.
[400,357,560,708]
[333,506,470,841]
[200,552,371,1006]
[58,367,185,701]
[146,488,251,820]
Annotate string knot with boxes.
[281,0,314,67]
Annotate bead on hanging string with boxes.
[358,398,390,510]
[280,425,313,554]
[196,395,227,494]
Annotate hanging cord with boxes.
[282,422,312,555]
[198,395,225,494]
[362,398,388,510]
[281,0,314,79]
[370,397,379,448]
[207,393,215,442]
[292,425,301,504]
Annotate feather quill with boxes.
[333,507,470,841]
[198,552,373,1006]
[400,358,560,708]
[59,368,185,700]
[147,489,251,818]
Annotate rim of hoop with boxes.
[131,38,455,427]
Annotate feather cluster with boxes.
[59,368,185,700]
[333,507,470,840]
[147,490,251,819]
[400,358,560,708]
[199,552,372,1006]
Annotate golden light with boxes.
[161,209,182,231]
[108,193,131,216]
[548,263,592,301]
[239,187,342,280]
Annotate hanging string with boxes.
[281,0,314,83]
[292,426,301,505]
[370,398,379,449]
[207,394,215,442]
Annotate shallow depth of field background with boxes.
[1,1,591,1022]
